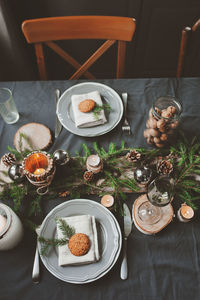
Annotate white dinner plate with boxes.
[56,82,123,137]
[38,199,122,284]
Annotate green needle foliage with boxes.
[170,136,200,209]
[38,219,75,256]
[55,218,76,238]
[92,103,112,120]
[0,132,199,232]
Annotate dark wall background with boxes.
[0,0,200,81]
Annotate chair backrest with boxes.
[176,19,200,77]
[21,16,136,80]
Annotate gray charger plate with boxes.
[38,199,122,284]
[56,82,123,137]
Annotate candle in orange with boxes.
[34,168,46,175]
[101,195,114,209]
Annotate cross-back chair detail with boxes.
[21,16,136,80]
[176,19,200,77]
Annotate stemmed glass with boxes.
[138,176,174,225]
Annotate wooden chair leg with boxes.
[35,44,47,80]
[176,27,191,78]
[116,41,126,78]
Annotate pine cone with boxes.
[83,170,94,182]
[126,150,141,162]
[2,153,16,167]
[157,160,173,175]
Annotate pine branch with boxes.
[82,143,91,157]
[92,103,111,120]
[55,218,75,239]
[38,236,68,256]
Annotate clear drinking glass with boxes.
[138,176,174,225]
[0,88,19,124]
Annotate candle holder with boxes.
[22,151,56,195]
[86,155,103,174]
[0,203,23,250]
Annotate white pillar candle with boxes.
[0,215,7,233]
[86,155,103,174]
[87,155,100,167]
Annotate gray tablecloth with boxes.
[0,78,200,300]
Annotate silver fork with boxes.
[121,93,131,135]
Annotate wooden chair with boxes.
[176,19,200,77]
[21,16,136,80]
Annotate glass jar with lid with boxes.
[144,96,182,147]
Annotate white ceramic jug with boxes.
[0,203,24,250]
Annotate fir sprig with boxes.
[55,218,75,238]
[38,219,75,256]
[92,103,112,120]
[38,236,68,256]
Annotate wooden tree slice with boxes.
[14,123,52,152]
[132,194,174,235]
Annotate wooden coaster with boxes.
[14,123,52,152]
[132,194,174,235]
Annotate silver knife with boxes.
[32,225,41,284]
[120,203,132,280]
[54,89,62,138]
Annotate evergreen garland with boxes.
[0,132,199,231]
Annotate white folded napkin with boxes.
[57,215,100,266]
[71,90,107,128]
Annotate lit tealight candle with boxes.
[0,215,7,234]
[177,204,194,222]
[34,168,45,175]
[181,205,194,219]
[101,195,114,210]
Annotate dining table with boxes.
[0,77,200,300]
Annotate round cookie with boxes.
[78,99,95,113]
[68,233,90,256]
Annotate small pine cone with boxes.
[59,190,70,197]
[2,153,16,167]
[83,170,94,182]
[157,160,173,175]
[126,150,141,162]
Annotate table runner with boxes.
[0,78,200,300]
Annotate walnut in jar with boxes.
[144,96,182,148]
